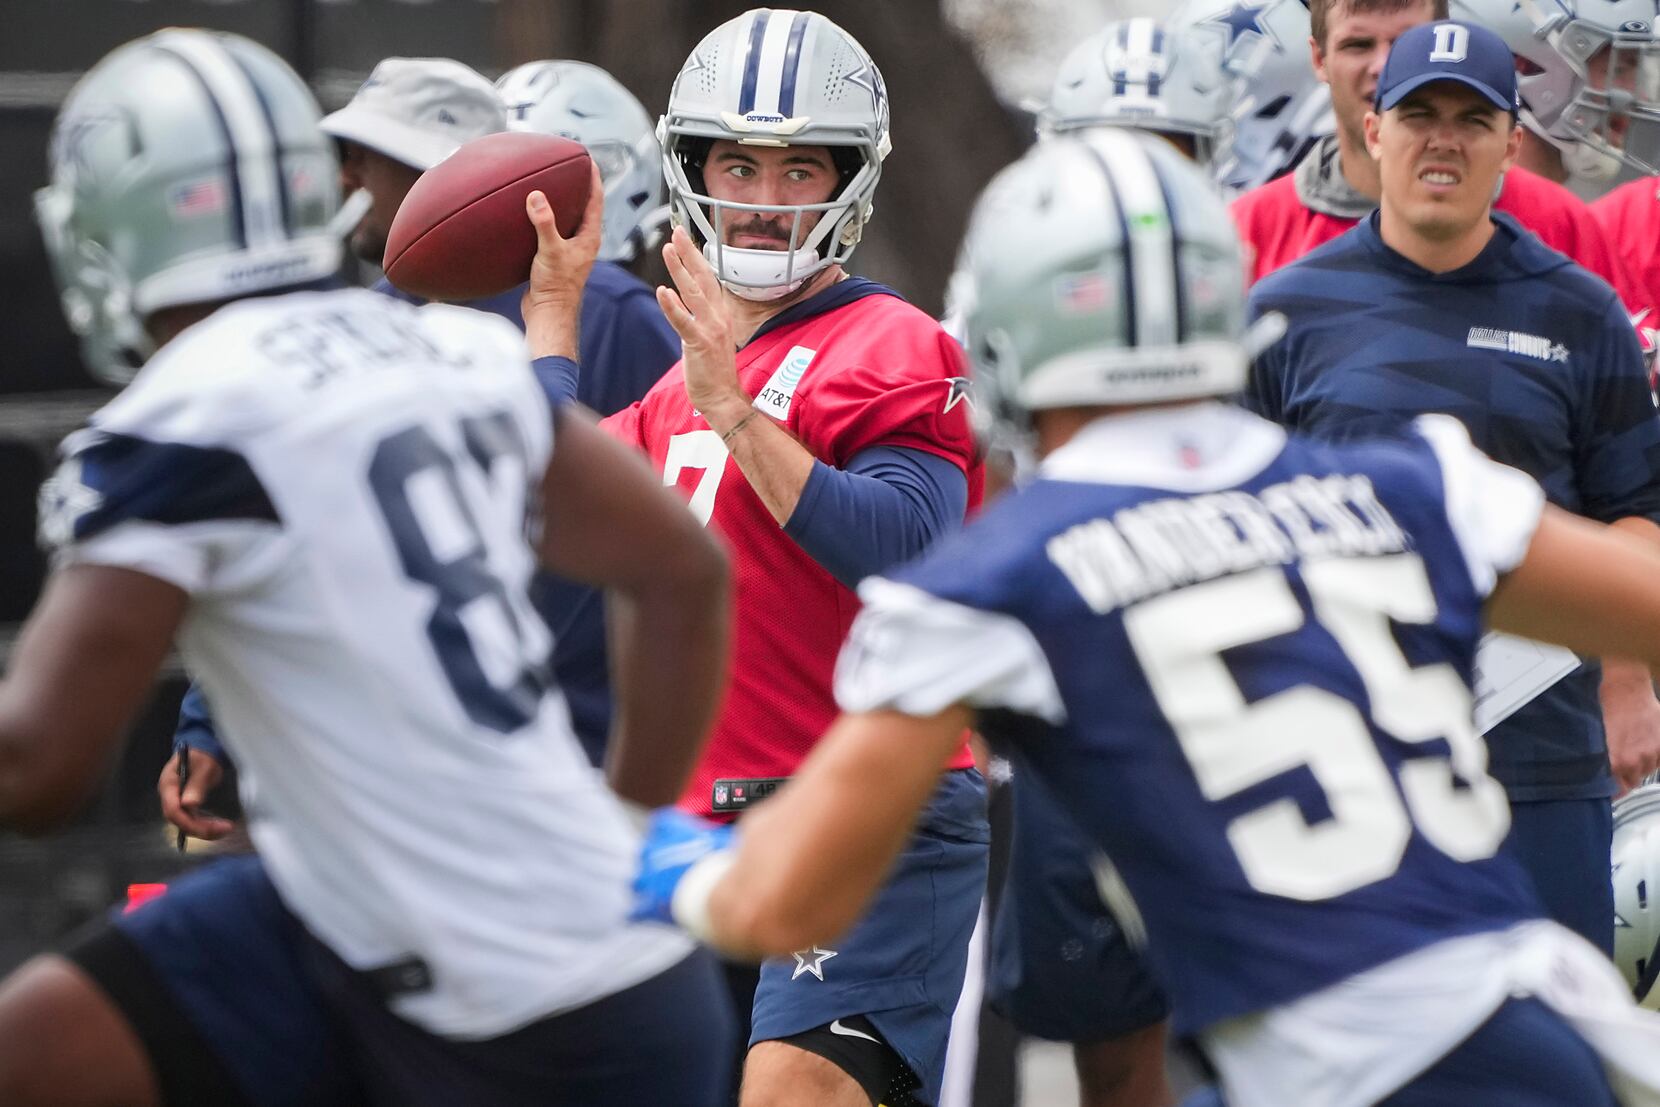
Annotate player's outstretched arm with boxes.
[0,566,185,834]
[695,706,969,959]
[1490,506,1660,670]
[538,406,731,809]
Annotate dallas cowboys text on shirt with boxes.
[1046,473,1408,612]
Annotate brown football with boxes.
[383,132,591,302]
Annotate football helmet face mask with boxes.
[660,8,892,301]
[37,29,341,385]
[1040,18,1238,170]
[498,60,666,264]
[957,129,1254,455]
[1614,783,1660,1009]
[1169,0,1334,195]
[1450,0,1660,181]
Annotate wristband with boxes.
[670,848,738,946]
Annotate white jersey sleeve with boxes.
[835,576,1067,723]
[1412,414,1547,597]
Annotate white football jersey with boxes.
[41,288,691,1038]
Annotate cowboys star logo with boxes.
[942,376,974,414]
[790,945,838,981]
[37,456,103,549]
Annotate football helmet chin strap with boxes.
[704,243,825,301]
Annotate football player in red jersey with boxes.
[1594,176,1660,351]
[1227,0,1654,343]
[525,10,987,1107]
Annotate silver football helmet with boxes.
[36,29,341,385]
[1039,17,1238,169]
[1449,0,1660,181]
[957,129,1252,451]
[1169,0,1334,195]
[1614,783,1660,1009]
[659,8,891,300]
[498,60,666,264]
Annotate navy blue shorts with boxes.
[1503,798,1614,956]
[750,768,989,1107]
[1379,996,1615,1105]
[988,765,1168,1042]
[69,855,734,1107]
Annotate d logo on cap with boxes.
[1430,24,1469,63]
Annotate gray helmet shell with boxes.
[1169,0,1334,195]
[1041,18,1238,168]
[1614,783,1660,1008]
[37,28,340,384]
[498,60,666,263]
[959,128,1248,450]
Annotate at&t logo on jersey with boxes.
[754,345,817,419]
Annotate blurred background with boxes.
[0,0,1159,1061]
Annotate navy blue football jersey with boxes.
[834,404,1546,1034]
[1246,212,1660,801]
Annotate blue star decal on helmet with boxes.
[680,46,714,81]
[52,107,137,183]
[842,59,890,133]
[1207,1,1285,54]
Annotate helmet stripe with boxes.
[1094,128,1179,349]
[149,42,247,251]
[1077,139,1138,348]
[1143,20,1165,98]
[1114,20,1132,96]
[778,11,813,118]
[153,32,286,252]
[1145,154,1190,344]
[749,10,803,118]
[737,10,772,116]
[225,51,293,240]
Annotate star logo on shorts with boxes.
[790,945,838,981]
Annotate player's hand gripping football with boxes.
[158,745,235,842]
[657,226,750,433]
[630,807,736,935]
[521,160,605,360]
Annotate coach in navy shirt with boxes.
[1247,21,1660,953]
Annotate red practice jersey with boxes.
[1232,167,1655,337]
[602,282,981,816]
[1593,176,1660,344]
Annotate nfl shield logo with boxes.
[714,783,729,806]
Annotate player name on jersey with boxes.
[1046,473,1407,612]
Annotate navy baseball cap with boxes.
[1375,21,1520,113]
